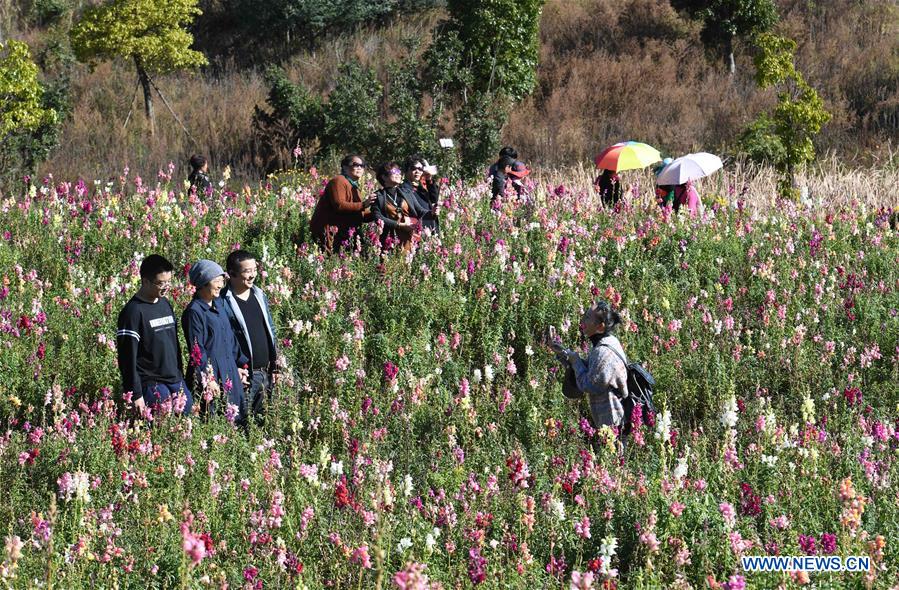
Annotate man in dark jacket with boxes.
[117,254,192,416]
[220,250,279,420]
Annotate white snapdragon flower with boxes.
[655,410,672,442]
[720,395,739,428]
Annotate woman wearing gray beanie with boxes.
[181,259,249,422]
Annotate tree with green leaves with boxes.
[0,40,56,140]
[446,0,544,101]
[428,0,543,177]
[1,40,61,190]
[70,0,207,135]
[671,0,778,74]
[740,33,831,197]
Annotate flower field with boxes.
[0,168,897,589]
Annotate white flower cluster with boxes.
[655,410,672,442]
[720,395,739,428]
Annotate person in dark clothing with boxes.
[487,146,520,178]
[182,259,249,423]
[188,154,212,196]
[117,254,192,416]
[401,154,440,233]
[371,161,427,251]
[594,168,622,208]
[309,154,377,252]
[490,155,515,205]
[220,250,279,421]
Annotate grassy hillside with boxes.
[2,0,896,185]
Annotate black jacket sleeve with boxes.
[116,305,143,398]
[424,179,439,207]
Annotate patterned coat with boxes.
[570,335,629,428]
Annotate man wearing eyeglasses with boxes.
[116,254,192,417]
[309,154,377,252]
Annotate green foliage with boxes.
[736,114,786,165]
[30,0,72,26]
[0,40,62,189]
[254,55,457,174]
[212,0,442,58]
[0,76,70,187]
[671,0,778,69]
[322,61,383,159]
[752,32,796,87]
[70,0,207,74]
[749,33,832,193]
[0,40,57,139]
[456,92,509,178]
[445,0,544,101]
[263,65,325,140]
[383,53,432,159]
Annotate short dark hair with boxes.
[404,154,425,171]
[226,249,256,275]
[497,155,515,171]
[140,254,174,280]
[340,154,365,176]
[189,154,207,171]
[376,161,401,186]
[499,146,518,160]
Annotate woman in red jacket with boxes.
[309,154,376,252]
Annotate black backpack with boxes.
[599,343,656,433]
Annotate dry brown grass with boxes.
[530,155,899,214]
[504,0,898,168]
[37,61,267,181]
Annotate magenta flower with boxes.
[467,547,487,584]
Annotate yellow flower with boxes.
[7,395,21,408]
[156,503,173,524]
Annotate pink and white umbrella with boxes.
[656,152,723,185]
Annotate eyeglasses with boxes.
[389,168,402,175]
[152,280,172,289]
[410,166,424,172]
[350,162,366,168]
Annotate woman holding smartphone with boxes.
[549,300,630,446]
[400,154,440,233]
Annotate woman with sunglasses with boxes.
[310,154,377,252]
[400,154,440,233]
[372,161,428,251]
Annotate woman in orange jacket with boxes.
[309,154,376,252]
